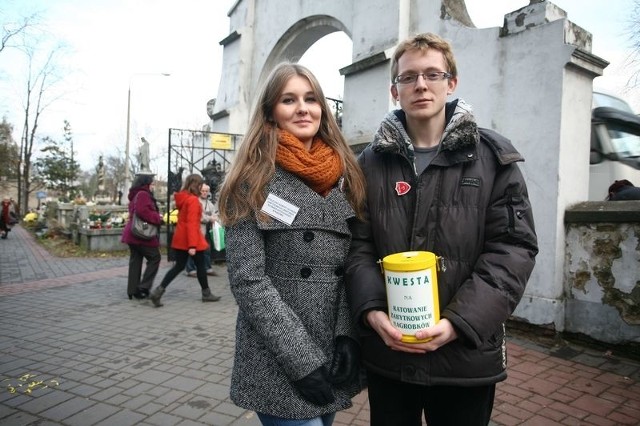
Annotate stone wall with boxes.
[564,201,640,345]
[77,228,169,252]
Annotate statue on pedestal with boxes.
[139,137,151,173]
[97,156,105,192]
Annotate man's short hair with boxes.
[390,33,458,83]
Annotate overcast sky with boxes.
[1,0,637,175]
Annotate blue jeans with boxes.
[185,248,211,272]
[257,412,336,426]
[186,233,212,272]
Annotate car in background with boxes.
[589,91,640,200]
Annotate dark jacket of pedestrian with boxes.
[121,185,163,247]
[346,102,539,386]
[607,179,640,200]
[1,196,18,238]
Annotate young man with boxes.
[345,33,538,425]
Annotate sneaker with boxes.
[206,269,217,276]
[186,271,197,277]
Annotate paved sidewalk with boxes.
[0,225,639,425]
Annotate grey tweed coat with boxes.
[226,167,362,419]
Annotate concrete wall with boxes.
[564,202,640,345]
[211,1,613,339]
[77,229,169,252]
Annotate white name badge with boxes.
[261,193,300,225]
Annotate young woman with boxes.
[218,62,366,426]
[149,173,220,306]
[121,173,163,299]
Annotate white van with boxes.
[589,91,640,200]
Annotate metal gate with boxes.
[166,128,242,261]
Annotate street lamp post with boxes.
[123,73,170,203]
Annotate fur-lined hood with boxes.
[371,98,479,157]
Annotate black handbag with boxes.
[131,193,158,240]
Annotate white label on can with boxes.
[385,268,436,334]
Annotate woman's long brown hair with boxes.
[218,62,366,226]
[182,174,203,196]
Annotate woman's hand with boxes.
[188,248,196,256]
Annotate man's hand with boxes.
[366,310,427,354]
[366,311,458,353]
[412,318,458,351]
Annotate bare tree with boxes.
[104,153,127,202]
[0,14,36,54]
[16,45,67,213]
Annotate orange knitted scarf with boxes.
[275,129,343,196]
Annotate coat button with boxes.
[303,231,315,242]
[334,266,344,276]
[300,267,312,278]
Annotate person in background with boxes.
[149,173,221,307]
[607,179,640,200]
[218,62,366,426]
[345,33,538,426]
[0,196,18,239]
[185,183,217,277]
[120,172,163,300]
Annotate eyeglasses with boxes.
[394,71,452,85]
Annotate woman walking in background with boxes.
[0,196,17,239]
[218,62,366,425]
[150,173,221,307]
[121,172,163,299]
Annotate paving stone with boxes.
[93,408,146,426]
[62,402,120,426]
[38,396,95,421]
[1,225,639,426]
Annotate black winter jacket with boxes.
[345,99,538,386]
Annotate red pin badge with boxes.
[395,181,411,196]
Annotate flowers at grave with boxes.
[88,210,111,229]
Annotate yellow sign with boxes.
[210,133,233,150]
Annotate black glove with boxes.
[328,336,360,386]
[292,367,335,405]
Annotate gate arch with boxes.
[260,15,350,83]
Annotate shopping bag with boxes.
[211,221,225,251]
